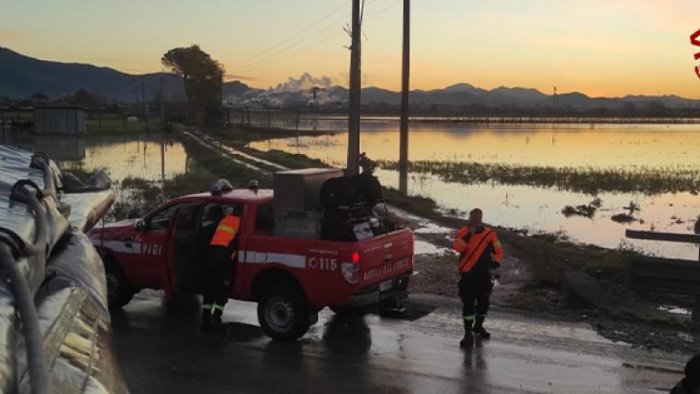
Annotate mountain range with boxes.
[0,47,248,102]
[2,46,699,110]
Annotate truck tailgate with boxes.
[357,228,413,287]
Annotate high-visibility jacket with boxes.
[210,215,241,247]
[453,225,503,273]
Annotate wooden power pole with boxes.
[347,0,362,176]
[160,75,166,131]
[142,76,149,132]
[398,0,410,195]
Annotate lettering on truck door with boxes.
[130,203,182,288]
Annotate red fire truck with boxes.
[88,171,414,341]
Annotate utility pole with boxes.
[142,76,149,132]
[347,0,362,176]
[398,0,410,195]
[160,75,166,131]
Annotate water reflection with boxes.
[4,134,188,182]
[250,122,700,170]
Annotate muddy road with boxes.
[111,292,685,393]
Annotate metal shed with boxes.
[33,106,86,134]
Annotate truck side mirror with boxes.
[135,219,146,232]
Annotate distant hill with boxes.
[235,82,700,111]
[3,46,700,111]
[0,47,250,102]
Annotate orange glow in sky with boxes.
[2,0,700,98]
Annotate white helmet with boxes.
[210,179,233,195]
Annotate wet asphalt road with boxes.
[111,293,687,394]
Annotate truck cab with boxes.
[89,177,414,341]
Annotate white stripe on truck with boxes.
[241,250,306,269]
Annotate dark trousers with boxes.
[202,246,235,321]
[458,272,493,320]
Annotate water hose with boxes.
[0,181,52,394]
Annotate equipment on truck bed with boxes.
[270,157,389,242]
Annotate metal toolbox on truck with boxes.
[273,168,344,211]
[273,209,322,239]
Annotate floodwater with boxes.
[249,120,700,259]
[2,133,189,182]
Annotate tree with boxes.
[162,45,224,126]
[72,89,106,108]
[30,93,48,102]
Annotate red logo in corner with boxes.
[691,29,700,79]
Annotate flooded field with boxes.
[3,133,189,182]
[249,120,700,259]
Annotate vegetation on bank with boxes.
[107,155,266,222]
[562,198,602,218]
[209,123,337,146]
[238,147,328,170]
[85,116,161,134]
[378,160,700,195]
[179,134,271,186]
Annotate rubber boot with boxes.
[207,305,227,335]
[201,309,212,331]
[473,316,491,339]
[460,319,474,348]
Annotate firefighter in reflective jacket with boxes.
[201,206,241,333]
[453,208,503,348]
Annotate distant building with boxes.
[33,106,86,134]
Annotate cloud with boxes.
[271,72,335,93]
[225,72,344,107]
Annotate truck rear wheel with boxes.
[105,260,134,310]
[257,286,310,341]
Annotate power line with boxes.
[236,2,347,69]
[236,0,383,73]
[365,0,401,19]
[238,0,398,74]
[238,30,346,74]
[237,8,354,72]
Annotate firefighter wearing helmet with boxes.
[201,180,241,333]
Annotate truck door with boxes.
[164,203,201,297]
[128,203,182,289]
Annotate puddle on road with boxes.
[414,239,452,256]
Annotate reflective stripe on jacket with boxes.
[210,215,241,247]
[453,225,503,273]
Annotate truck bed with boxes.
[240,227,414,308]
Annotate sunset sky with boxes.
[2,0,700,98]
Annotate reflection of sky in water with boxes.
[9,135,189,182]
[76,137,188,182]
[375,170,700,260]
[250,122,700,170]
[251,124,700,260]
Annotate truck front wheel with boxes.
[257,287,310,341]
[105,260,134,309]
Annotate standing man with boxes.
[453,208,503,348]
[201,202,241,333]
[671,354,700,394]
